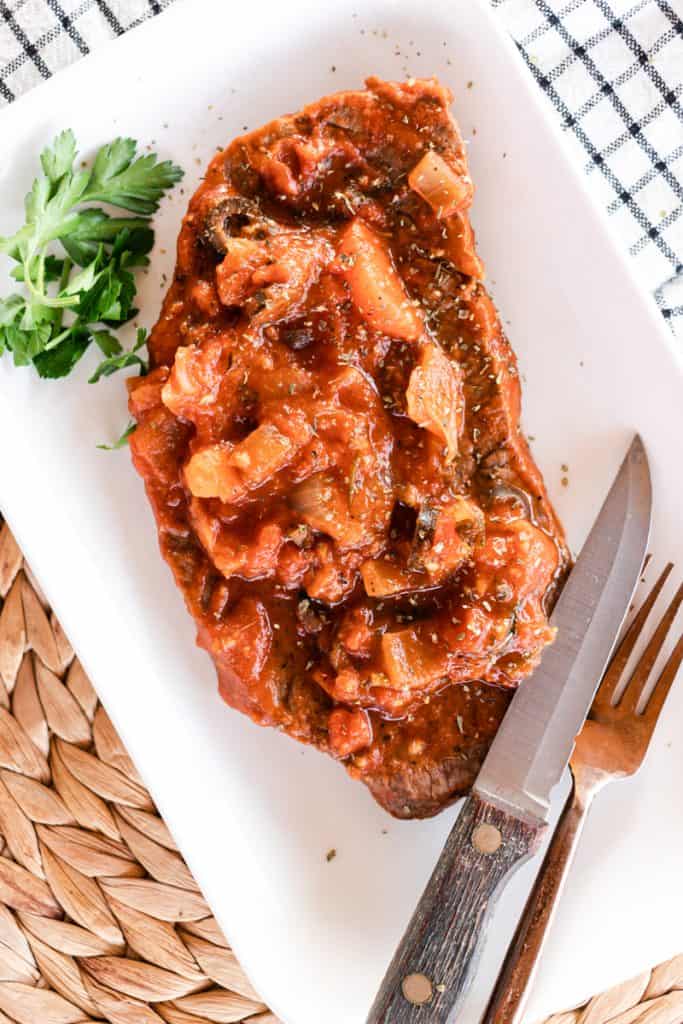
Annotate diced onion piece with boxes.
[185,421,302,504]
[229,423,295,481]
[406,343,464,462]
[337,219,423,342]
[291,473,366,549]
[408,151,473,218]
[380,628,449,691]
[360,558,431,597]
[184,443,243,503]
[161,343,221,421]
[328,707,373,758]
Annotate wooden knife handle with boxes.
[366,793,546,1024]
[483,775,594,1024]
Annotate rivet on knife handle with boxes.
[482,782,587,1024]
[366,793,546,1024]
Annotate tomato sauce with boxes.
[129,77,569,817]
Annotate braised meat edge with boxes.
[128,76,570,818]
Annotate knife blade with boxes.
[366,435,652,1024]
[475,433,652,821]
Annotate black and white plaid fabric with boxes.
[493,0,683,336]
[0,0,175,102]
[1,0,682,336]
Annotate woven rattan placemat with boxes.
[0,512,680,1024]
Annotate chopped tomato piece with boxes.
[129,407,190,487]
[332,668,363,702]
[215,232,331,326]
[214,522,284,580]
[249,137,324,197]
[408,151,473,218]
[328,707,373,758]
[251,263,290,287]
[440,603,513,658]
[303,540,358,604]
[411,498,484,577]
[215,237,267,306]
[337,219,423,342]
[336,606,376,659]
[445,213,484,279]
[475,513,558,603]
[213,597,272,688]
[190,501,285,580]
[190,279,221,317]
[406,342,464,462]
[305,562,356,604]
[128,367,168,418]
[276,543,314,588]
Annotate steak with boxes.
[128,77,570,818]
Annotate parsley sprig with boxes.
[0,130,183,379]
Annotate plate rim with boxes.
[0,2,681,1022]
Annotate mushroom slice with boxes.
[201,193,266,254]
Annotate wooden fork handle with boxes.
[366,793,545,1024]
[482,774,594,1024]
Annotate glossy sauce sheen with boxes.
[129,77,570,818]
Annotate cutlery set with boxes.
[370,437,682,1023]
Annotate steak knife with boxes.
[366,435,652,1024]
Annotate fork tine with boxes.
[592,563,673,709]
[642,633,683,725]
[618,582,683,712]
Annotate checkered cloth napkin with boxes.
[1,0,682,336]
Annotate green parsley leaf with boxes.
[3,323,52,366]
[0,130,182,383]
[39,129,78,184]
[97,420,136,450]
[85,138,184,215]
[89,327,148,383]
[34,329,91,378]
[60,209,152,266]
[0,293,26,326]
[92,330,123,357]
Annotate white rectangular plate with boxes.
[1,2,682,1021]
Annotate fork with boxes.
[483,562,683,1024]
